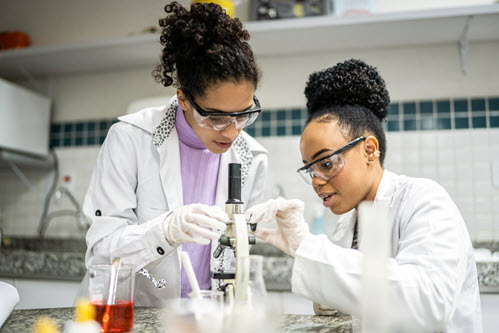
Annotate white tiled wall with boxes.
[259,128,499,241]
[0,146,100,238]
[1,129,499,241]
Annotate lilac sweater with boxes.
[176,105,221,297]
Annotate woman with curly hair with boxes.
[83,2,267,306]
[248,59,481,331]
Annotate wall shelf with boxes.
[0,4,498,79]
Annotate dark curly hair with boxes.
[304,59,390,165]
[152,1,260,98]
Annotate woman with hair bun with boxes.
[83,2,267,306]
[248,59,481,332]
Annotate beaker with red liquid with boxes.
[88,264,135,333]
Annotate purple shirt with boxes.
[176,105,221,297]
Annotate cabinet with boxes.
[0,5,498,79]
[481,293,499,332]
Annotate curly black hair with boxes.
[152,1,260,98]
[304,59,390,165]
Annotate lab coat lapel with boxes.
[158,127,183,211]
[331,210,358,248]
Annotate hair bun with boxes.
[305,59,390,121]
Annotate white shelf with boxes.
[0,4,498,79]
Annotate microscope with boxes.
[212,163,256,303]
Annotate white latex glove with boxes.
[247,197,310,257]
[163,204,228,245]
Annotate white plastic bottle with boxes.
[311,203,326,235]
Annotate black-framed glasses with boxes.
[297,136,366,184]
[184,90,261,131]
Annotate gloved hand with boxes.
[163,204,228,246]
[246,197,310,257]
[313,302,338,316]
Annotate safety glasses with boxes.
[184,91,261,131]
[297,137,366,184]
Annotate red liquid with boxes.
[92,300,134,333]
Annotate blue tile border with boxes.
[49,96,499,147]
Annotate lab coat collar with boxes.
[117,96,177,135]
[331,169,396,248]
[373,169,397,207]
[119,95,262,209]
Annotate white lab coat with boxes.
[83,97,268,307]
[292,170,482,332]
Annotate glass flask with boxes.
[227,255,278,333]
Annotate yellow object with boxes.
[74,298,96,322]
[33,316,60,333]
[292,3,305,17]
[193,0,235,17]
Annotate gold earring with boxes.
[374,150,380,157]
[367,160,373,165]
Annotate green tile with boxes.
[292,109,302,120]
[490,116,499,128]
[87,122,96,131]
[420,101,433,114]
[292,125,302,135]
[489,97,499,111]
[277,126,286,136]
[403,119,416,131]
[87,136,97,145]
[51,124,61,134]
[246,127,256,137]
[437,100,450,114]
[277,110,287,121]
[50,138,60,148]
[262,127,271,137]
[387,120,399,131]
[454,99,468,113]
[471,98,486,112]
[403,102,416,115]
[262,112,271,121]
[437,118,451,130]
[472,116,486,128]
[454,117,469,129]
[99,121,109,130]
[420,117,434,130]
[389,103,399,115]
[75,122,84,132]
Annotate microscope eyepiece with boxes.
[226,163,243,204]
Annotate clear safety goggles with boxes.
[297,136,366,184]
[184,91,261,131]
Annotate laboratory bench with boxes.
[0,307,353,333]
[1,237,499,331]
[1,237,498,293]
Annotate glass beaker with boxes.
[87,264,135,333]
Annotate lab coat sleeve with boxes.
[291,183,471,332]
[83,124,174,271]
[246,151,268,209]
